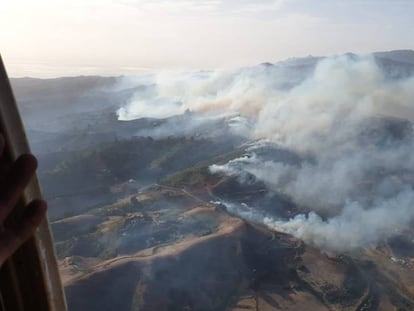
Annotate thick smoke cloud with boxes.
[119,55,414,252]
[264,189,414,252]
[117,63,310,120]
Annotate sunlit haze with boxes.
[1,0,413,77]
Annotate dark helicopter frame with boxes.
[0,56,67,311]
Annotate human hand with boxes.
[0,135,47,267]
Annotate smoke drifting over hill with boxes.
[119,54,414,252]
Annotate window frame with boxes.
[0,55,67,311]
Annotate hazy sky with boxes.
[1,0,413,77]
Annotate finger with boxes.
[0,154,38,222]
[0,200,47,265]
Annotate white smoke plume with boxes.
[119,54,414,252]
[264,188,414,252]
[116,63,309,121]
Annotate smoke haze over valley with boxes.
[115,51,414,252]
